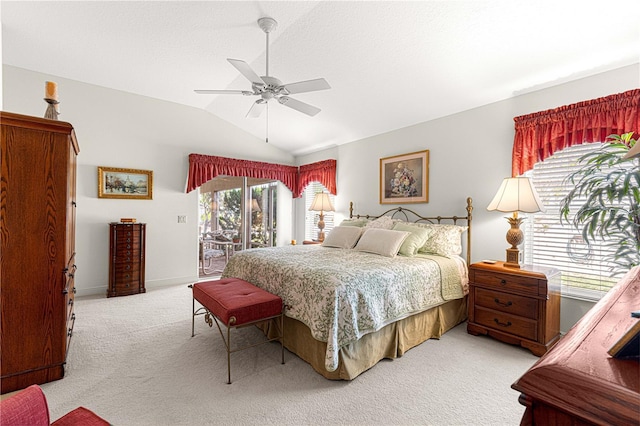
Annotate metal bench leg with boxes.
[281,312,285,365]
[227,321,232,384]
[188,285,195,337]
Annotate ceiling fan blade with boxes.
[277,96,321,116]
[195,90,254,95]
[281,78,331,95]
[227,59,264,85]
[246,100,267,118]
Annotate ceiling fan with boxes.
[195,17,331,119]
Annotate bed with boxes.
[222,198,473,380]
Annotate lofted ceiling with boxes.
[2,1,639,156]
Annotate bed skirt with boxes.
[258,296,467,380]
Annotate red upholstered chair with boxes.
[0,385,109,426]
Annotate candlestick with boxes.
[45,81,58,101]
[44,99,60,120]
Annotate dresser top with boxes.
[470,261,559,280]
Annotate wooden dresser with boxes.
[467,261,561,356]
[108,223,146,297]
[512,266,639,425]
[0,111,79,394]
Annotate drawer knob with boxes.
[494,298,513,307]
[500,279,507,286]
[493,318,512,328]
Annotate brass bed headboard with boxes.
[349,197,473,266]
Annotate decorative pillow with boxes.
[354,228,410,257]
[364,215,395,230]
[339,218,369,227]
[392,222,434,257]
[322,226,363,249]
[415,223,467,257]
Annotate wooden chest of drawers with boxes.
[108,223,146,297]
[467,261,561,356]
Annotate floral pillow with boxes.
[413,223,467,257]
[364,215,395,230]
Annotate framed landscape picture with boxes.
[98,166,153,200]
[380,150,429,204]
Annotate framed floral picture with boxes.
[380,150,429,204]
[98,166,153,200]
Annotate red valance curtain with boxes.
[298,159,337,197]
[187,154,299,195]
[512,89,640,176]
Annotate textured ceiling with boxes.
[2,1,639,155]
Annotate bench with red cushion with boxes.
[190,278,284,383]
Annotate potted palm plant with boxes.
[560,133,639,276]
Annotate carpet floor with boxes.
[41,283,538,425]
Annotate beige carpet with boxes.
[40,283,538,425]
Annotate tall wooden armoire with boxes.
[0,111,79,394]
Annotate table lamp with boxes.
[487,177,544,268]
[309,192,335,242]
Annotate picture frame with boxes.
[607,318,640,359]
[380,150,429,204]
[98,166,153,200]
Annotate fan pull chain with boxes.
[265,103,269,143]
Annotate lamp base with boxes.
[317,231,325,242]
[505,248,521,268]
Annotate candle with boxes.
[45,81,58,101]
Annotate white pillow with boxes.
[354,228,410,257]
[322,226,363,249]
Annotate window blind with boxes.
[304,182,335,241]
[522,143,631,300]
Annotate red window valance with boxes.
[512,89,640,176]
[298,159,337,196]
[187,154,299,195]
[187,154,337,198]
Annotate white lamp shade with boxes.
[487,177,544,213]
[309,192,335,212]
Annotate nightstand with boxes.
[467,261,561,356]
[303,240,322,245]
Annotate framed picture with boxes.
[98,166,153,200]
[380,150,429,204]
[608,318,640,359]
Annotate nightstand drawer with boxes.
[473,270,539,296]
[475,306,537,341]
[474,287,538,320]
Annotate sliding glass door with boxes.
[199,176,277,251]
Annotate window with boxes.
[522,143,634,301]
[304,182,335,242]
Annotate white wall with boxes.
[3,65,294,296]
[4,63,638,330]
[295,63,640,331]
